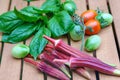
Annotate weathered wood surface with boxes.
[22,0,45,80]
[109,0,120,46]
[88,0,120,80]
[0,0,10,64]
[0,1,27,80]
[0,0,120,80]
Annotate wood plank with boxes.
[27,1,69,80]
[108,0,120,46]
[71,0,96,80]
[0,44,21,80]
[0,0,10,57]
[10,0,27,10]
[88,0,120,80]
[22,37,44,80]
[46,36,69,80]
[30,0,45,6]
[0,0,27,80]
[0,0,10,14]
[22,1,44,80]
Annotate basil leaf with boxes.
[2,33,9,42]
[14,6,41,22]
[48,10,74,37]
[40,0,61,13]
[2,22,39,43]
[29,26,51,60]
[0,11,24,33]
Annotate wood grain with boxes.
[70,0,96,80]
[22,37,44,80]
[0,0,10,14]
[0,0,10,56]
[0,0,27,80]
[88,0,120,80]
[10,0,27,10]
[0,44,21,80]
[108,0,120,46]
[30,0,45,6]
[22,1,44,80]
[0,0,120,80]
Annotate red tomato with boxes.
[85,19,101,35]
[81,10,97,23]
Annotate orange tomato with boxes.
[81,10,97,23]
[85,19,101,35]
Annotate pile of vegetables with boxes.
[24,35,120,80]
[0,0,118,80]
[81,9,113,35]
[0,0,77,59]
[69,8,113,51]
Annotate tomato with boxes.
[69,25,83,41]
[85,35,101,51]
[12,44,30,58]
[63,1,77,15]
[85,19,101,35]
[95,13,113,28]
[81,10,97,23]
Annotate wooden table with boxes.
[0,0,120,80]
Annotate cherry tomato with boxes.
[95,13,113,28]
[81,10,97,23]
[12,44,30,58]
[69,25,83,41]
[85,35,101,51]
[85,19,101,35]
[63,1,77,15]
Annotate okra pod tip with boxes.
[113,69,120,76]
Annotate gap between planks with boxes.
[107,0,120,59]
[22,1,45,80]
[0,0,27,80]
[0,0,119,80]
[88,0,120,80]
[0,0,11,65]
[71,0,97,80]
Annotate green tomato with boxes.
[85,35,101,51]
[12,44,30,58]
[70,25,83,41]
[63,1,77,15]
[95,13,113,28]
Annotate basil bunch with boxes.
[0,0,75,59]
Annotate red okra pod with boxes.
[43,35,120,76]
[45,44,91,80]
[39,51,71,78]
[54,57,120,76]
[24,58,69,80]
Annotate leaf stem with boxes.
[80,18,86,51]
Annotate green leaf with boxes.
[2,22,39,43]
[0,11,24,33]
[48,10,74,37]
[14,6,41,22]
[40,0,61,13]
[29,26,51,60]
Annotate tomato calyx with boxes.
[95,7,103,14]
[86,26,94,32]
